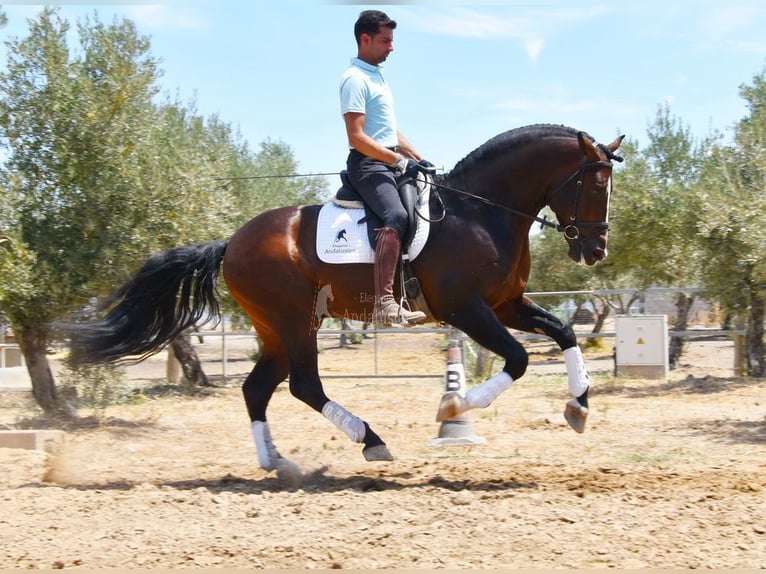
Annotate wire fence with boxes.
[0,288,748,378]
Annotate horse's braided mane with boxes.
[446,123,590,179]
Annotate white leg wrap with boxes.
[322,400,366,443]
[251,420,282,471]
[563,346,591,397]
[465,371,513,409]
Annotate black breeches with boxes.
[346,150,408,239]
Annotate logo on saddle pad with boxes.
[316,187,432,265]
[320,215,361,261]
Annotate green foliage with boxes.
[0,8,327,317]
[696,65,766,317]
[226,138,327,226]
[58,361,135,417]
[0,6,329,408]
[0,233,49,329]
[528,219,596,292]
[608,104,709,289]
[0,9,163,310]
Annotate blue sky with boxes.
[2,1,765,186]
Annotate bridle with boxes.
[547,157,615,241]
[423,144,623,242]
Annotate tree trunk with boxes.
[746,287,765,377]
[568,302,583,327]
[16,325,60,413]
[669,292,695,369]
[169,331,211,387]
[591,297,610,333]
[166,343,181,384]
[474,345,490,378]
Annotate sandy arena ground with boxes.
[0,328,764,569]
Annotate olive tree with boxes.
[608,106,710,367]
[697,67,766,376]
[0,9,231,409]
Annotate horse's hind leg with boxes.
[283,326,394,462]
[242,340,289,471]
[241,332,292,472]
[502,298,590,432]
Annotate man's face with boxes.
[361,26,394,65]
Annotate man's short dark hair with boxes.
[354,10,397,45]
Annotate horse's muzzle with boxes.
[592,247,607,262]
[568,236,608,266]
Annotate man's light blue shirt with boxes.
[339,58,398,149]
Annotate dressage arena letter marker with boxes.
[430,337,486,447]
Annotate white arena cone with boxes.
[430,337,486,447]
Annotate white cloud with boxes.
[461,85,645,140]
[524,37,545,61]
[404,5,611,62]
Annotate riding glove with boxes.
[418,159,437,173]
[393,156,420,178]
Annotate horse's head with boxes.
[549,132,624,266]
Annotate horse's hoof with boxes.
[436,391,468,422]
[363,444,394,461]
[564,398,588,433]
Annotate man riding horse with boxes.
[340,10,434,327]
[64,9,625,477]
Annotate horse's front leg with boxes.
[436,300,529,421]
[499,297,590,433]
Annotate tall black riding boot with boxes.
[373,227,426,327]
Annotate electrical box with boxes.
[615,315,669,378]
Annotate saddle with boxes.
[331,171,434,321]
[332,171,421,252]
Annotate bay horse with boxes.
[67,124,624,478]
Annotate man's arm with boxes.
[395,131,422,162]
[343,112,400,164]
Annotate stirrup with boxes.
[373,299,426,327]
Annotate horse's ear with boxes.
[608,134,626,153]
[578,131,601,162]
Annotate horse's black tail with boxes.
[66,240,228,365]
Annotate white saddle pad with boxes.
[316,186,432,264]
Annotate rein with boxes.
[422,157,617,240]
[213,146,623,241]
[422,177,558,232]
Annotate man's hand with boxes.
[418,159,437,173]
[393,156,420,177]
